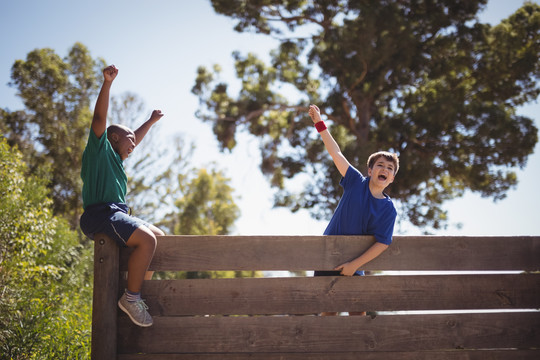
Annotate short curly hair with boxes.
[367,151,399,175]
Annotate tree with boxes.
[167,168,240,236]
[193,0,540,231]
[0,137,92,359]
[156,167,248,279]
[1,43,105,227]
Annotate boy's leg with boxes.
[141,224,164,280]
[83,204,161,327]
[117,224,157,327]
[125,225,158,293]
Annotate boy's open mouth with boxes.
[378,174,387,181]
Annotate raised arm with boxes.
[133,110,164,146]
[91,65,118,139]
[308,104,350,177]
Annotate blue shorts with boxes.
[80,202,151,248]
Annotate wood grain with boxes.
[117,312,540,354]
[118,350,540,360]
[119,235,540,271]
[132,274,540,315]
[92,235,540,359]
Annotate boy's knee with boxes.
[141,230,157,250]
[143,232,157,250]
[127,226,157,250]
[147,223,165,237]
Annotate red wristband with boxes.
[314,121,327,133]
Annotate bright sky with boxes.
[1,0,538,236]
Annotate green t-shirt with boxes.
[81,129,127,209]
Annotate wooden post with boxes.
[91,233,119,360]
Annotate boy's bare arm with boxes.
[92,65,118,139]
[134,110,164,146]
[334,242,389,276]
[308,104,350,177]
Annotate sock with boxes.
[125,289,142,302]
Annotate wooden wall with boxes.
[92,235,540,360]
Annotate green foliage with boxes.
[1,43,105,228]
[155,167,244,280]
[172,270,262,280]
[171,168,240,235]
[0,138,92,359]
[195,0,540,231]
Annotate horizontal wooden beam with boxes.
[134,274,540,315]
[118,349,540,360]
[117,312,540,354]
[120,235,540,271]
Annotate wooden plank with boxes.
[117,312,540,354]
[134,274,540,315]
[119,236,540,272]
[118,349,540,360]
[388,236,540,272]
[91,233,119,360]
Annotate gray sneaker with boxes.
[118,293,153,327]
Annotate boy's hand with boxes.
[133,110,165,146]
[103,65,118,82]
[334,262,358,276]
[308,104,322,124]
[150,110,164,123]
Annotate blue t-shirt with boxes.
[81,129,127,209]
[324,166,396,245]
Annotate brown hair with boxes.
[367,151,399,175]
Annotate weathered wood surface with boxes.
[132,274,540,315]
[92,235,540,359]
[118,350,540,360]
[117,312,540,354]
[119,235,540,271]
[92,234,119,360]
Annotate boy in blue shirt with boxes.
[80,65,164,327]
[308,104,399,315]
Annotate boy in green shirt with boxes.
[80,65,164,327]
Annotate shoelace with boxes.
[134,299,149,311]
[134,300,151,323]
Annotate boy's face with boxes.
[367,157,396,188]
[111,130,136,160]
